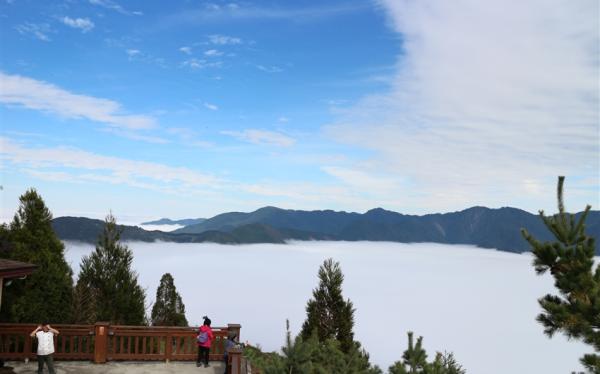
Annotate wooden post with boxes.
[165,332,172,363]
[93,322,109,364]
[227,324,241,342]
[228,347,243,374]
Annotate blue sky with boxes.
[1,0,598,223]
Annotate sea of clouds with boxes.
[63,241,592,373]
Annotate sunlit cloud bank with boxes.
[64,241,592,374]
[326,0,599,212]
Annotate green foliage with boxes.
[0,189,73,323]
[247,320,381,374]
[76,213,146,325]
[521,176,599,373]
[300,258,356,353]
[389,332,465,374]
[150,273,188,326]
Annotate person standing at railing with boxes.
[223,330,238,374]
[196,316,214,368]
[30,323,59,374]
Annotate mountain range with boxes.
[140,218,206,226]
[51,206,600,254]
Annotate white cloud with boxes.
[14,23,52,41]
[221,129,295,147]
[203,102,218,111]
[126,49,140,57]
[256,65,283,73]
[325,0,599,212]
[61,17,95,32]
[89,0,141,16]
[1,137,219,192]
[179,46,192,54]
[181,58,222,69]
[204,49,223,57]
[0,72,156,130]
[208,34,242,45]
[278,116,289,123]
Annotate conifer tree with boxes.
[300,258,356,353]
[76,213,146,325]
[151,273,188,326]
[521,176,600,372]
[389,332,465,374]
[0,189,73,323]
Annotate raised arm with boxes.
[47,325,60,335]
[30,325,41,337]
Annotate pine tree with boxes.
[76,213,146,325]
[389,333,465,374]
[71,281,98,324]
[151,273,188,326]
[248,320,382,374]
[521,176,600,373]
[300,258,356,353]
[0,189,73,323]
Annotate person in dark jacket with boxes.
[223,331,238,374]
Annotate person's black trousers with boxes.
[37,354,55,374]
[197,346,210,365]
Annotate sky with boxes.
[1,0,598,223]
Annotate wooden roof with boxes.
[0,259,37,279]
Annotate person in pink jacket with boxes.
[196,316,214,368]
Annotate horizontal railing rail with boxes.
[0,322,242,365]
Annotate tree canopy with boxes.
[522,176,599,372]
[0,189,73,323]
[151,273,188,326]
[75,213,146,325]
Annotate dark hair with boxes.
[202,316,211,326]
[41,322,49,326]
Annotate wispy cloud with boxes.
[325,0,600,212]
[204,49,223,57]
[0,72,156,130]
[208,34,242,45]
[126,49,141,58]
[181,58,222,69]
[256,65,283,73]
[61,17,95,33]
[100,128,169,144]
[164,3,367,26]
[14,23,52,41]
[221,129,295,147]
[88,0,142,16]
[179,46,192,54]
[203,102,218,111]
[1,137,219,193]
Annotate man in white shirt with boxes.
[29,323,59,374]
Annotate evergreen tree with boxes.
[0,189,73,323]
[71,281,98,324]
[521,176,600,373]
[151,273,188,326]
[76,213,146,325]
[247,320,382,374]
[300,258,356,353]
[389,332,465,374]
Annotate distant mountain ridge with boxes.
[52,206,600,254]
[140,217,206,226]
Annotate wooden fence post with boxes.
[93,322,109,364]
[228,347,243,374]
[165,331,172,363]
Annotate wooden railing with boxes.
[0,322,243,368]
